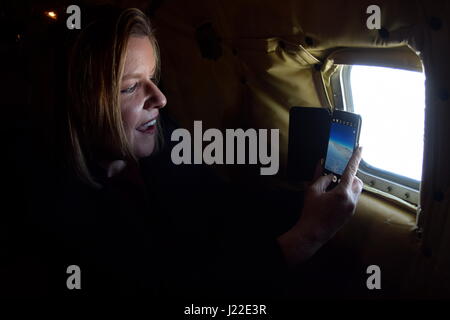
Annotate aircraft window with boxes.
[335,65,425,206]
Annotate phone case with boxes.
[287,106,331,182]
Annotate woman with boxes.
[61,7,363,298]
[66,7,166,187]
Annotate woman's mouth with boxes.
[137,118,157,134]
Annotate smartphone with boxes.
[323,110,362,188]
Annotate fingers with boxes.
[312,174,334,192]
[339,146,363,189]
[352,176,364,195]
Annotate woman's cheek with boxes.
[120,97,141,131]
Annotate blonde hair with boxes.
[66,8,161,188]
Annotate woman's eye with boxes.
[121,83,138,94]
[150,77,159,85]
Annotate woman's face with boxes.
[119,36,167,158]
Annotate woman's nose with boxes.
[143,81,167,110]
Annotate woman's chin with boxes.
[134,142,156,159]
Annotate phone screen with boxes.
[324,118,358,176]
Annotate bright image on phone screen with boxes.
[324,119,357,175]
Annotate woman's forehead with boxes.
[123,36,156,79]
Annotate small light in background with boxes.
[45,11,57,20]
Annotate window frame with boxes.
[331,65,421,206]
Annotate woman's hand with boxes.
[277,147,363,266]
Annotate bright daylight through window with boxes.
[350,65,425,182]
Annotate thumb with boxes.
[312,174,334,192]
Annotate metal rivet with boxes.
[405,193,410,199]
[428,16,442,30]
[378,27,390,39]
[369,180,375,187]
[195,22,223,60]
[305,36,314,46]
[387,186,392,192]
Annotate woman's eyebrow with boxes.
[122,67,156,81]
[122,72,143,80]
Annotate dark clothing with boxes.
[137,146,302,299]
[8,125,303,298]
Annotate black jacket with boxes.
[7,121,303,299]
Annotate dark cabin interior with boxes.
[1,0,449,309]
